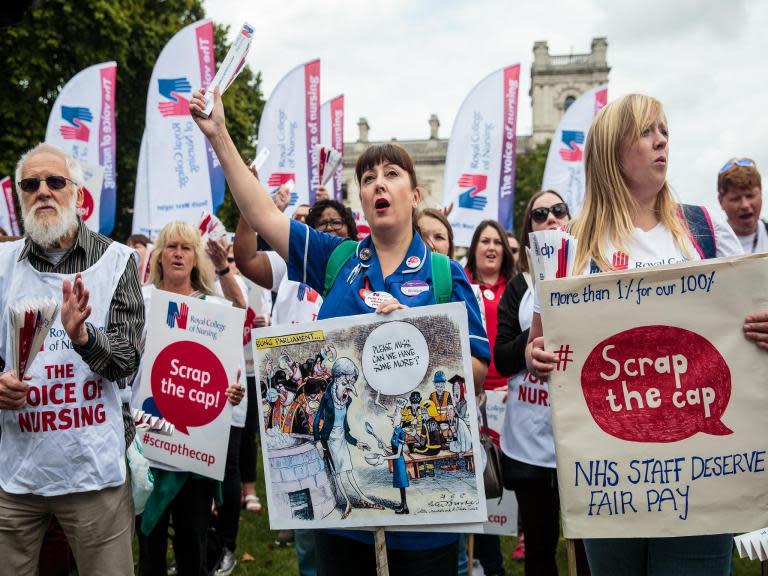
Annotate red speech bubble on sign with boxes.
[581,325,732,443]
[151,340,229,434]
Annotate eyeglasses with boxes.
[719,158,755,174]
[317,219,345,231]
[17,175,77,193]
[530,203,569,223]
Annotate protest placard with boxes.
[135,288,245,480]
[253,303,487,530]
[539,254,768,538]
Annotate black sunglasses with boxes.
[531,202,569,223]
[17,175,76,194]
[227,256,236,263]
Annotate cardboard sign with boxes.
[254,303,487,530]
[540,254,768,538]
[135,288,245,480]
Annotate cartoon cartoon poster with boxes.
[253,303,487,529]
[135,289,245,480]
[539,254,768,538]
[481,389,519,536]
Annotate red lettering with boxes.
[42,410,56,431]
[44,363,74,379]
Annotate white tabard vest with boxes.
[499,286,557,468]
[0,239,133,495]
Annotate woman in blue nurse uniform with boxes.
[190,88,490,576]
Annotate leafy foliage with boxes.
[0,0,263,239]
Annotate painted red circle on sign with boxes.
[79,186,94,221]
[151,340,229,434]
[581,325,732,443]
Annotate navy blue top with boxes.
[287,219,490,550]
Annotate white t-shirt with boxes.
[266,251,323,325]
[736,219,768,255]
[534,210,742,313]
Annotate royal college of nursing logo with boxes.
[157,77,192,117]
[166,301,189,330]
[559,130,585,162]
[457,174,488,211]
[267,173,298,206]
[59,106,93,142]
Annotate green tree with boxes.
[0,0,263,239]
[513,139,551,234]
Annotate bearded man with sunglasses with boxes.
[0,143,143,576]
[718,158,766,254]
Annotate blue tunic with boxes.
[287,219,491,551]
[391,425,409,489]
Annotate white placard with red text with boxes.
[136,289,245,480]
[540,255,768,538]
[0,177,20,236]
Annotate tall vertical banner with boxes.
[541,85,608,216]
[45,61,117,235]
[443,65,519,246]
[0,177,21,236]
[131,132,151,236]
[139,19,224,239]
[257,60,321,215]
[320,95,344,201]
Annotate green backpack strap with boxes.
[323,240,358,297]
[430,252,452,304]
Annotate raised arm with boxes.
[233,216,274,290]
[190,88,289,258]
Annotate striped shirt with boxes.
[18,220,145,444]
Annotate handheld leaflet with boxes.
[202,22,254,117]
[314,144,343,186]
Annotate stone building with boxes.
[341,38,609,211]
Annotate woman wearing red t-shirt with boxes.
[464,219,515,576]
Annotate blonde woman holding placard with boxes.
[525,94,768,575]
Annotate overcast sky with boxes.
[205,0,767,216]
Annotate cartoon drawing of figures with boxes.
[376,397,410,514]
[429,370,453,423]
[297,376,327,434]
[279,352,303,386]
[314,357,383,518]
[260,379,272,430]
[447,375,471,463]
[406,391,441,477]
[270,370,303,433]
[313,343,336,377]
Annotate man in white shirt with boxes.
[718,158,766,254]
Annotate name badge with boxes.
[401,280,429,297]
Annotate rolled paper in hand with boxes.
[202,22,254,116]
[10,298,60,379]
[315,144,343,186]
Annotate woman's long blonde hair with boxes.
[150,221,217,296]
[572,94,690,273]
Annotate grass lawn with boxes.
[132,451,764,575]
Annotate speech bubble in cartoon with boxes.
[151,340,229,434]
[361,321,429,398]
[581,325,732,442]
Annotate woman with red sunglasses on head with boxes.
[525,94,768,576]
[494,190,571,576]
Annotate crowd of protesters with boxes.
[0,90,766,576]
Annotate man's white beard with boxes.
[22,194,79,247]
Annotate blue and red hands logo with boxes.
[559,130,585,162]
[157,77,192,117]
[59,106,93,142]
[268,173,298,206]
[167,301,189,329]
[457,174,488,211]
[297,283,320,303]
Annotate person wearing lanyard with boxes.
[190,87,490,576]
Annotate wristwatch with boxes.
[216,266,231,277]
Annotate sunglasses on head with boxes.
[530,202,569,223]
[17,175,76,194]
[719,158,755,174]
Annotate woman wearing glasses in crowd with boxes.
[525,94,768,575]
[193,88,489,576]
[495,191,573,576]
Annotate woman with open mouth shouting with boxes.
[190,88,490,576]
